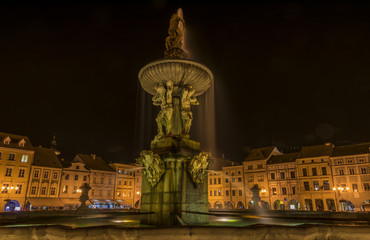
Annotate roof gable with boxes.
[32,147,63,168]
[243,146,281,162]
[74,154,114,172]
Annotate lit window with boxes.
[352,184,358,192]
[313,181,319,191]
[2,184,9,193]
[117,192,121,197]
[218,190,221,196]
[73,186,77,193]
[15,184,22,194]
[21,154,28,162]
[63,185,68,193]
[323,181,330,190]
[272,188,277,195]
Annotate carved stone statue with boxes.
[181,85,199,135]
[78,183,91,210]
[153,81,174,141]
[164,9,186,58]
[188,152,211,184]
[137,150,165,187]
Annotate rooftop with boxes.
[76,154,115,172]
[267,152,299,165]
[298,143,334,159]
[0,132,33,150]
[32,147,63,168]
[243,146,279,162]
[332,142,370,157]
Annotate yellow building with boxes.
[133,164,142,208]
[110,163,136,208]
[222,164,245,209]
[74,154,116,209]
[243,146,281,209]
[0,132,34,212]
[267,152,301,210]
[208,170,223,209]
[297,143,336,211]
[26,147,64,210]
[330,143,370,211]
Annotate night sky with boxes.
[1,1,369,163]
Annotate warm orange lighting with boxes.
[136,191,140,195]
[333,187,336,191]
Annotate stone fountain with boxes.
[137,9,213,226]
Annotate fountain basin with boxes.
[138,58,213,97]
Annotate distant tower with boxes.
[51,136,61,156]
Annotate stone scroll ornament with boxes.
[188,152,212,184]
[136,150,165,187]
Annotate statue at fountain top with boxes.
[165,9,187,59]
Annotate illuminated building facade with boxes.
[330,143,370,212]
[208,170,223,209]
[242,147,281,209]
[222,164,245,209]
[26,147,63,210]
[133,164,142,208]
[0,132,34,212]
[110,163,137,208]
[296,143,336,211]
[267,152,301,210]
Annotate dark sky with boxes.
[0,1,369,163]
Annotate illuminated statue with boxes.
[152,81,174,140]
[137,150,165,187]
[181,85,199,135]
[188,152,211,184]
[164,9,186,58]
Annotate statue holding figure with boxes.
[137,150,165,187]
[152,81,174,141]
[164,9,186,58]
[181,85,199,136]
[188,152,211,184]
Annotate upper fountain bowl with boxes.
[138,58,213,97]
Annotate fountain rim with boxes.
[138,58,214,96]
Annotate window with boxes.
[2,184,9,193]
[257,175,264,182]
[313,181,319,191]
[304,182,310,191]
[73,186,77,193]
[101,178,104,184]
[118,181,122,185]
[290,171,295,179]
[347,158,353,164]
[83,176,87,181]
[117,192,121,197]
[34,170,40,178]
[218,190,221,196]
[210,190,212,196]
[0,152,2,159]
[311,160,314,163]
[93,177,96,184]
[109,178,113,185]
[218,178,221,184]
[214,178,217,184]
[271,173,275,180]
[323,181,330,190]
[321,167,327,175]
[53,171,58,179]
[76,165,80,170]
[43,171,49,179]
[75,175,79,180]
[232,190,236,196]
[8,153,15,161]
[214,190,217,196]
[225,178,229,183]
[282,187,287,195]
[124,181,127,185]
[257,164,262,169]
[239,190,242,196]
[225,172,229,175]
[209,178,212,185]
[238,177,242,182]
[352,184,358,192]
[337,160,343,165]
[129,181,131,186]
[63,185,68,193]
[231,172,234,176]
[41,187,46,195]
[232,178,235,182]
[302,160,305,163]
[238,171,241,174]
[225,190,229,196]
[339,169,344,175]
[31,186,37,195]
[248,165,252,170]
[15,184,22,194]
[292,186,296,195]
[272,188,277,195]
[50,187,56,195]
[65,174,69,180]
[19,169,25,177]
[312,168,317,176]
[364,183,370,191]
[302,168,307,177]
[21,154,28,163]
[280,172,285,179]
[5,168,12,177]
[128,191,131,197]
[248,175,254,182]
[349,168,355,175]
[361,167,367,174]
[358,158,365,163]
